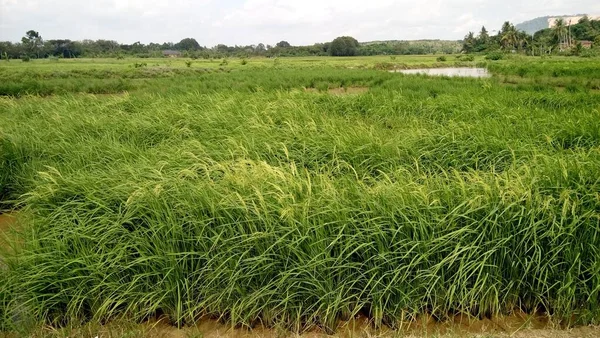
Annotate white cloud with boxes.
[0,0,598,45]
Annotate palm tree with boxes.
[553,18,568,50]
[500,23,518,51]
[462,32,476,53]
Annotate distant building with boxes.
[162,50,182,58]
[580,40,593,48]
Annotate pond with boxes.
[392,68,491,78]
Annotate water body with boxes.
[393,68,491,78]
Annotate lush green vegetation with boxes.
[1,30,460,60]
[1,55,600,334]
[463,17,600,56]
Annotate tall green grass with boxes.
[0,58,600,333]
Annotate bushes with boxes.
[485,51,504,60]
[436,56,447,62]
[20,55,30,62]
[580,48,600,58]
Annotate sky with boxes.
[1,0,599,46]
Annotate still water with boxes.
[393,68,490,78]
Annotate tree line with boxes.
[463,16,600,56]
[1,32,460,60]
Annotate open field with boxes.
[1,55,600,336]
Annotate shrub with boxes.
[220,58,229,66]
[436,56,447,62]
[485,52,504,61]
[133,62,147,68]
[580,49,599,58]
[21,55,30,62]
[116,55,125,60]
[241,59,248,66]
[185,61,192,68]
[460,55,475,61]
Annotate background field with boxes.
[1,55,599,336]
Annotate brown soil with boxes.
[28,315,599,338]
[0,212,17,245]
[0,212,21,257]
[0,213,16,233]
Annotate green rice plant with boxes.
[0,56,600,334]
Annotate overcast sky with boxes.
[1,0,599,46]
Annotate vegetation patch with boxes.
[0,56,600,335]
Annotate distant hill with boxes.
[515,14,598,34]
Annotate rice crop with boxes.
[0,56,599,333]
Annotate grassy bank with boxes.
[0,56,599,334]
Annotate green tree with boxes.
[552,18,568,49]
[478,26,489,44]
[499,22,518,50]
[174,38,201,51]
[276,41,291,48]
[21,30,44,58]
[462,32,476,53]
[573,16,596,41]
[329,36,359,56]
[255,43,266,54]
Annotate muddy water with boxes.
[393,67,491,78]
